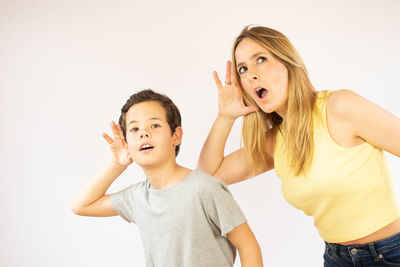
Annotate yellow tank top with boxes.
[274,91,400,243]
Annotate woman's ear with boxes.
[172,126,183,146]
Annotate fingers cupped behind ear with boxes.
[102,133,113,144]
[225,61,232,85]
[213,71,223,89]
[116,124,125,139]
[110,121,122,140]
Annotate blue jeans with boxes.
[324,232,400,267]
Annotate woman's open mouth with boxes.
[256,88,268,99]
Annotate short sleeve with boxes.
[110,184,137,223]
[206,182,247,237]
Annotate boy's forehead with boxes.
[126,101,167,121]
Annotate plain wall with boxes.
[1,0,399,266]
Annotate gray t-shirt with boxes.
[110,169,246,267]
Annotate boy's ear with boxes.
[172,126,183,146]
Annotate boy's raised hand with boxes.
[213,61,258,120]
[102,121,133,167]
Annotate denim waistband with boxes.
[325,232,400,259]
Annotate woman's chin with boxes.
[259,104,276,114]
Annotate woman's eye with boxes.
[238,66,247,74]
[151,124,160,129]
[257,56,266,63]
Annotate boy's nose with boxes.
[140,132,149,139]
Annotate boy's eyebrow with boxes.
[127,117,163,125]
[236,52,265,69]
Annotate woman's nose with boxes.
[251,73,259,80]
[247,69,259,81]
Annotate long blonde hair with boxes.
[232,26,317,176]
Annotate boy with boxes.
[70,89,263,267]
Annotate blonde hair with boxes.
[232,26,317,176]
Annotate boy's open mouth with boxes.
[256,88,268,99]
[140,144,154,151]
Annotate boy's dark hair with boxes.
[119,89,182,156]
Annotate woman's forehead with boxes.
[235,38,271,64]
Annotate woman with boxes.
[198,25,400,266]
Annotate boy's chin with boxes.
[135,160,163,169]
[134,150,176,168]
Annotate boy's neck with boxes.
[143,161,191,190]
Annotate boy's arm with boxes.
[69,162,126,216]
[227,222,263,267]
[70,122,133,217]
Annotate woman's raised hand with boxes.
[102,121,133,167]
[213,61,258,120]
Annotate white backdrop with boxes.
[1,0,400,266]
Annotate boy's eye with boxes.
[257,56,266,63]
[151,124,160,129]
[238,66,247,74]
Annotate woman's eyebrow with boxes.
[237,52,266,68]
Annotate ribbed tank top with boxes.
[274,91,400,243]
